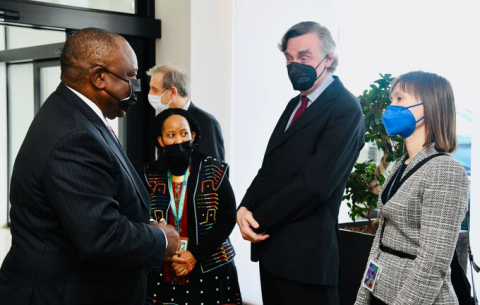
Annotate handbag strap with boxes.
[467,228,479,304]
[398,153,447,188]
[379,153,447,259]
[384,153,447,204]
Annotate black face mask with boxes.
[163,141,194,164]
[287,55,328,91]
[103,69,141,112]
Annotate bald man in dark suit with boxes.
[0,28,182,305]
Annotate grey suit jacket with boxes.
[0,83,167,305]
[355,146,469,305]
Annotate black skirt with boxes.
[145,260,242,305]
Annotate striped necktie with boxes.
[106,123,119,143]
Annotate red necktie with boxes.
[291,95,308,124]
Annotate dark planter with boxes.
[339,221,375,305]
[338,222,468,305]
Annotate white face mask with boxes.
[148,90,172,112]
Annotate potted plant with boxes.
[342,73,404,232]
[339,73,403,305]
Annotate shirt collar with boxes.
[183,99,191,110]
[306,73,334,102]
[65,84,109,126]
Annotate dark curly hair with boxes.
[151,108,202,149]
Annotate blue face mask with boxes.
[382,103,424,138]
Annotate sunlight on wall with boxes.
[336,0,479,224]
[337,0,478,111]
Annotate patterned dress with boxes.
[144,151,242,305]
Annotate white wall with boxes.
[190,0,234,166]
[155,0,191,73]
[337,0,477,111]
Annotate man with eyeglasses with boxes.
[0,27,182,305]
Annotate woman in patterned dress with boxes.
[355,71,469,305]
[144,108,242,305]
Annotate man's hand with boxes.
[150,219,186,264]
[236,207,269,243]
[172,250,197,276]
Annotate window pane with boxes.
[7,63,35,176]
[40,66,61,104]
[26,0,135,14]
[6,27,65,49]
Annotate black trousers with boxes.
[259,263,339,305]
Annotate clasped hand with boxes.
[236,207,269,243]
[172,250,197,276]
[149,219,187,264]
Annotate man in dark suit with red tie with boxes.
[0,28,183,305]
[237,21,365,305]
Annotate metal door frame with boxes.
[0,0,159,224]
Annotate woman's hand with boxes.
[172,250,197,276]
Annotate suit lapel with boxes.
[265,98,298,154]
[56,84,150,211]
[265,77,344,156]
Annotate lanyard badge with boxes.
[363,261,382,292]
[167,160,191,233]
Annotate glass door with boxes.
[0,0,159,225]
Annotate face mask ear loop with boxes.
[416,116,425,124]
[405,102,424,124]
[405,102,424,109]
[314,55,329,81]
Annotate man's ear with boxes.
[169,86,179,99]
[325,54,334,68]
[90,66,106,89]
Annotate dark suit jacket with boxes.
[187,102,225,161]
[0,83,167,305]
[240,76,365,286]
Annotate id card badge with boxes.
[179,237,189,251]
[363,261,382,292]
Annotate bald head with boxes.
[59,27,139,120]
[60,28,121,86]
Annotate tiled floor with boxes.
[0,227,11,263]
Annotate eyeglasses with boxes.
[101,67,137,83]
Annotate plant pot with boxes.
[339,221,375,305]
